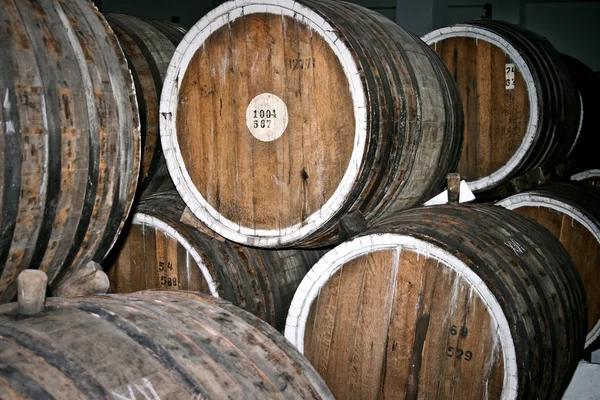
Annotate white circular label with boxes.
[246,93,288,142]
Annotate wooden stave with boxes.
[423,20,580,195]
[105,14,186,196]
[497,182,600,348]
[160,0,463,248]
[105,191,324,332]
[0,0,140,303]
[0,290,333,399]
[285,204,586,399]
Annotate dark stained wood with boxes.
[558,55,600,175]
[105,14,187,196]
[164,0,463,247]
[296,204,586,399]
[0,291,333,399]
[427,20,580,195]
[501,182,600,346]
[0,0,140,304]
[104,191,324,332]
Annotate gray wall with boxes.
[101,0,600,71]
[101,0,219,27]
[523,2,600,70]
[427,0,600,70]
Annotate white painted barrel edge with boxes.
[284,234,518,400]
[159,0,368,247]
[496,194,600,348]
[566,91,584,157]
[132,213,219,297]
[422,26,538,193]
[571,170,600,181]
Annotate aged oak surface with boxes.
[105,191,324,331]
[0,0,140,303]
[161,0,463,247]
[0,291,333,399]
[498,182,600,348]
[424,21,580,194]
[106,14,187,196]
[286,204,586,399]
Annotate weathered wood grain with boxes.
[105,14,187,196]
[161,0,463,247]
[0,291,333,399]
[286,204,586,399]
[104,190,324,332]
[0,0,140,303]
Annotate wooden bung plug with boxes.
[18,270,48,316]
[447,173,461,204]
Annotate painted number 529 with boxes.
[447,346,473,361]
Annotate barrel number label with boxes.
[288,57,316,70]
[505,64,516,90]
[246,93,289,142]
[158,260,178,288]
[447,324,473,361]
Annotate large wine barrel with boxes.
[571,169,600,187]
[105,14,188,195]
[0,0,140,303]
[0,290,332,399]
[497,182,600,349]
[557,54,600,175]
[160,0,463,248]
[104,191,324,331]
[285,204,586,399]
[423,21,580,195]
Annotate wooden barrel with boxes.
[497,182,600,349]
[0,290,332,399]
[104,191,324,331]
[105,14,188,195]
[143,19,188,44]
[556,54,600,176]
[571,169,600,187]
[285,204,586,399]
[0,0,140,303]
[423,21,580,195]
[160,0,463,248]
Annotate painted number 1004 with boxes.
[252,109,277,129]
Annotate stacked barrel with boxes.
[0,0,594,399]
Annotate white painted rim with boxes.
[133,213,219,297]
[567,91,584,157]
[284,234,518,399]
[422,26,539,193]
[159,0,367,247]
[571,170,600,182]
[497,194,600,348]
